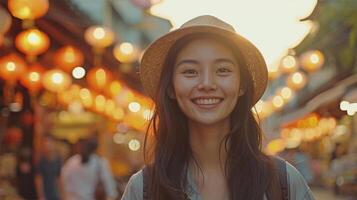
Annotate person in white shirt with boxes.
[61,137,118,200]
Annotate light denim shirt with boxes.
[121,161,315,200]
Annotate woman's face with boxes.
[172,38,242,126]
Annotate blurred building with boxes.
[0,0,171,199]
[262,0,357,196]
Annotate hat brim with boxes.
[140,25,268,105]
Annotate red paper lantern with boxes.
[15,28,50,56]
[86,66,113,92]
[20,63,45,92]
[42,69,72,92]
[54,45,84,72]
[8,0,49,20]
[286,71,307,90]
[84,26,114,48]
[300,50,325,72]
[0,53,26,82]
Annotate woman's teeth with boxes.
[192,98,222,105]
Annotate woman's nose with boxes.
[197,71,217,91]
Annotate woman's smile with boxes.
[191,96,224,109]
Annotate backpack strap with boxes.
[143,166,149,200]
[272,156,289,200]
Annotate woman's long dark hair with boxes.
[143,33,281,200]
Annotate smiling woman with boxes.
[121,15,315,200]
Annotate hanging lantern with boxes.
[15,28,50,56]
[280,55,298,73]
[8,0,49,20]
[0,5,12,34]
[272,95,285,110]
[300,50,325,72]
[20,63,45,93]
[286,71,307,90]
[54,45,84,72]
[105,99,116,116]
[84,26,114,48]
[130,0,162,9]
[128,101,141,113]
[277,86,294,102]
[108,80,122,97]
[86,67,113,92]
[72,66,86,79]
[79,88,93,108]
[43,69,71,92]
[95,94,106,112]
[0,53,26,82]
[113,42,139,63]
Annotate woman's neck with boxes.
[189,119,230,170]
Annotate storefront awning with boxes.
[279,73,357,125]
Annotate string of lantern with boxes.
[254,49,325,119]
[0,0,154,132]
[261,51,327,154]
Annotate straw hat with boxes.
[140,15,268,104]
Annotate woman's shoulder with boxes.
[121,169,144,200]
[285,161,315,200]
[128,170,144,186]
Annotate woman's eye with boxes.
[182,69,198,76]
[217,68,232,74]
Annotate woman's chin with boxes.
[189,116,229,127]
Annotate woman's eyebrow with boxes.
[214,58,235,65]
[175,59,199,68]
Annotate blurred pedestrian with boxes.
[16,147,38,200]
[122,15,315,200]
[35,135,62,200]
[329,142,346,164]
[61,137,118,200]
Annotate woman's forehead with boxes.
[175,38,236,62]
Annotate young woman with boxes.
[122,15,315,200]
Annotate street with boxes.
[312,187,356,200]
